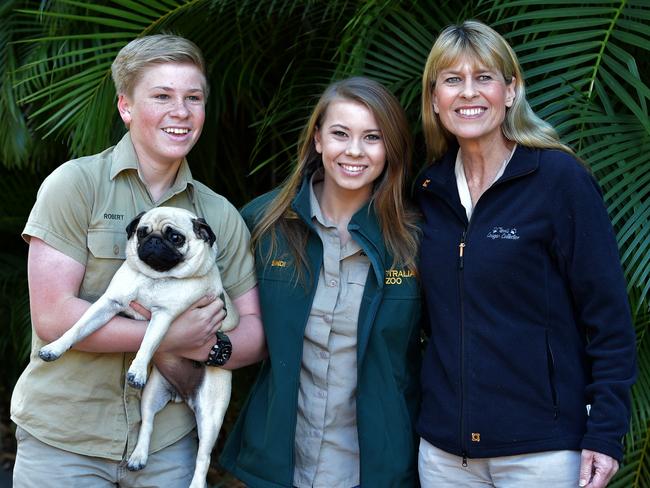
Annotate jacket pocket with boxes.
[546,329,559,419]
[468,326,562,446]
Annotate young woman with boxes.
[416,20,636,488]
[221,77,422,487]
[12,35,265,487]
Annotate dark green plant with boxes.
[1,0,649,484]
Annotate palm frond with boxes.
[0,0,40,168]
[9,0,367,204]
[613,293,650,487]
[338,1,462,113]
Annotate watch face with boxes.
[215,340,232,366]
[206,332,232,367]
[214,332,232,366]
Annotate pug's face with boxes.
[125,207,216,279]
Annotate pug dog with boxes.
[38,206,237,488]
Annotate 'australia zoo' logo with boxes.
[487,226,520,240]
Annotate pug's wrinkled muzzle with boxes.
[138,235,183,272]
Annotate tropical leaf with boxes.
[616,289,650,487]
[7,0,368,204]
[338,1,462,113]
[0,0,39,168]
[2,0,649,484]
[0,165,41,409]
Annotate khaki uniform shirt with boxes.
[293,177,370,488]
[11,132,256,460]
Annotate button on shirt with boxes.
[293,178,370,488]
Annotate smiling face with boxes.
[118,62,206,170]
[314,98,386,202]
[433,56,515,146]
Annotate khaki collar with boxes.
[109,131,196,202]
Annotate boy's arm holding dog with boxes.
[215,285,267,369]
[133,283,267,368]
[29,237,224,358]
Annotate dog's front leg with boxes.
[126,312,173,389]
[127,367,174,471]
[39,296,126,362]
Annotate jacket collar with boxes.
[291,174,386,280]
[418,142,539,199]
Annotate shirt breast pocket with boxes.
[88,228,127,260]
[83,228,127,297]
[346,261,370,288]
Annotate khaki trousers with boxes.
[13,426,198,488]
[418,437,581,487]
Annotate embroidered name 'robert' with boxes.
[104,213,124,221]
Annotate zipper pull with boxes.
[462,452,468,467]
[458,231,466,270]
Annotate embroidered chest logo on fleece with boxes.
[486,226,520,240]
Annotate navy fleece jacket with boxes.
[416,144,636,461]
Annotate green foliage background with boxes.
[1,0,648,485]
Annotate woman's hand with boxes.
[579,449,619,488]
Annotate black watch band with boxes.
[205,331,232,367]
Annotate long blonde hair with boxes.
[251,77,419,276]
[421,20,573,163]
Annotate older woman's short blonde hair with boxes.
[421,20,571,162]
[111,34,207,96]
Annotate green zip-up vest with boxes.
[221,178,422,487]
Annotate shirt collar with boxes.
[308,169,329,226]
[109,131,196,200]
[307,170,364,258]
[109,132,139,179]
[291,170,387,277]
[454,143,517,219]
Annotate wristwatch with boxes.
[205,331,232,366]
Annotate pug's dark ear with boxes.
[126,212,146,239]
[192,218,216,247]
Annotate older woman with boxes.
[416,21,636,488]
[11,35,265,487]
[221,77,422,487]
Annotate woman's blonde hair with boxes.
[421,20,572,162]
[251,76,419,276]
